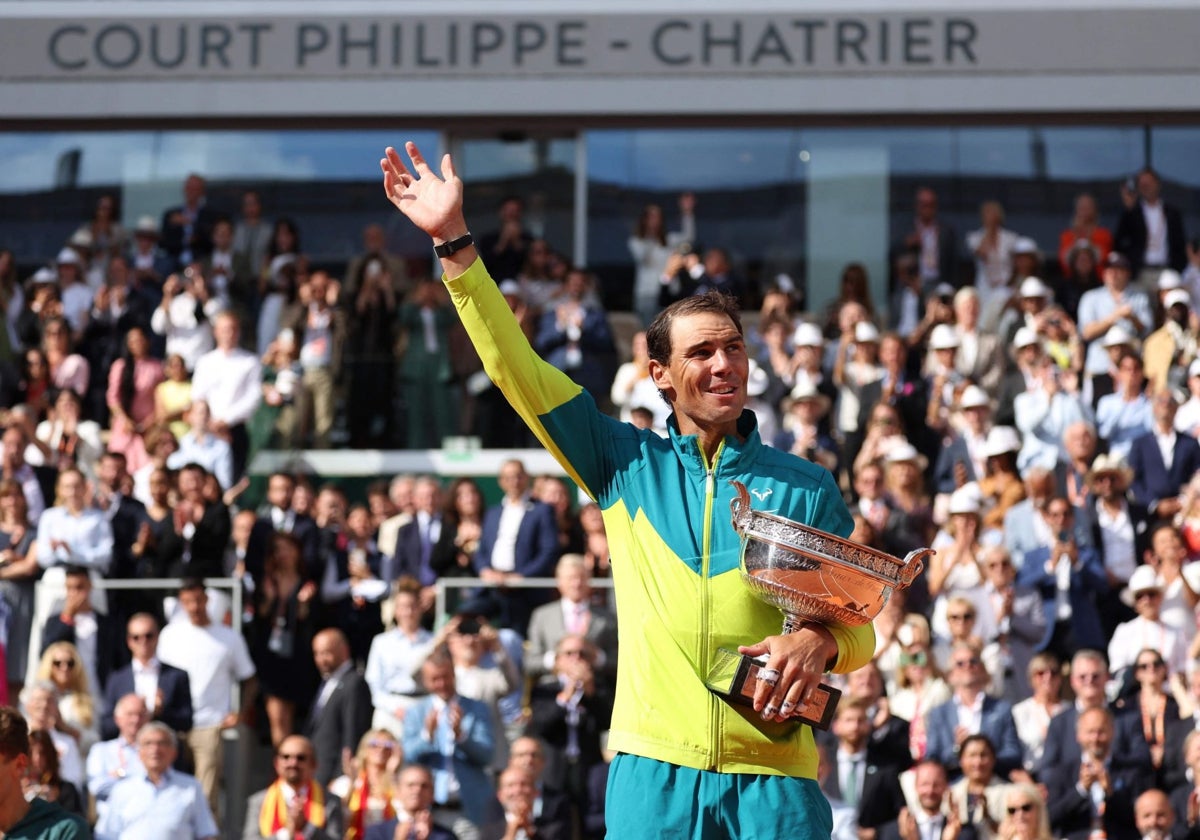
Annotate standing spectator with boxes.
[1079,252,1154,377]
[376,474,416,563]
[1129,391,1200,523]
[283,269,345,449]
[167,401,234,495]
[258,219,301,357]
[344,223,411,306]
[339,728,403,840]
[41,317,88,399]
[128,215,172,292]
[1097,352,1153,460]
[628,195,696,327]
[974,546,1047,704]
[95,721,219,840]
[878,759,963,840]
[156,463,230,579]
[1014,352,1092,472]
[151,269,223,372]
[101,612,193,740]
[430,477,486,615]
[479,196,535,283]
[448,614,519,771]
[475,458,560,636]
[250,471,319,582]
[191,310,262,481]
[346,256,399,448]
[398,277,459,449]
[402,650,496,831]
[84,255,155,423]
[304,628,373,788]
[0,479,37,699]
[158,580,257,814]
[1060,193,1114,277]
[1115,168,1188,280]
[535,267,616,405]
[87,693,147,822]
[252,533,319,748]
[34,388,102,480]
[0,706,89,838]
[243,734,343,840]
[34,640,99,757]
[233,191,272,292]
[365,579,436,733]
[105,326,163,474]
[967,201,1021,325]
[899,186,958,289]
[53,252,93,343]
[160,173,218,270]
[526,554,618,685]
[320,503,385,663]
[1085,454,1142,637]
[1,426,44,525]
[392,476,444,613]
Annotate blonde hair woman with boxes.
[333,728,403,840]
[36,641,98,755]
[996,782,1053,840]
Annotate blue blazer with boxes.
[101,661,193,739]
[401,694,496,826]
[924,695,1023,777]
[1128,430,1200,510]
[474,499,559,578]
[365,818,458,840]
[933,435,978,495]
[1015,543,1108,653]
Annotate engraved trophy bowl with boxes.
[704,481,930,729]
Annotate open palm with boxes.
[380,141,465,240]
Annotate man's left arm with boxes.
[521,503,561,578]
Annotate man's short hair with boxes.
[137,720,178,749]
[0,706,30,758]
[645,291,743,367]
[63,564,90,580]
[178,577,206,595]
[1072,649,1108,672]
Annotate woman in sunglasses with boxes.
[889,616,950,761]
[997,782,1053,840]
[334,728,403,840]
[35,640,98,756]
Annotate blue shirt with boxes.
[1096,392,1153,460]
[95,768,218,840]
[86,735,144,819]
[167,432,234,492]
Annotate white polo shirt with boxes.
[158,618,255,728]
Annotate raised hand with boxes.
[381,142,467,242]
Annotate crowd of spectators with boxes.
[0,164,1199,838]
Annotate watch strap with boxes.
[433,233,474,259]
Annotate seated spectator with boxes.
[1010,652,1065,773]
[819,698,905,840]
[447,613,519,770]
[841,660,913,772]
[95,721,218,840]
[282,268,345,449]
[977,427,1026,533]
[153,353,193,440]
[526,554,618,686]
[480,766,571,840]
[1078,251,1153,378]
[927,493,984,629]
[611,330,670,431]
[974,546,1047,704]
[1043,707,1152,840]
[775,383,838,472]
[101,612,193,741]
[535,266,616,406]
[578,502,610,589]
[336,728,403,840]
[1084,454,1142,637]
[365,579,436,733]
[105,326,163,474]
[1109,567,1188,679]
[363,765,460,840]
[166,401,233,494]
[401,649,496,831]
[1144,523,1199,650]
[888,619,951,763]
[878,759,964,840]
[36,639,100,757]
[1130,390,1200,524]
[24,728,84,817]
[1167,732,1200,830]
[320,503,385,663]
[949,734,1007,840]
[244,734,343,840]
[375,474,415,562]
[22,681,84,791]
[1097,351,1153,460]
[42,316,89,398]
[996,782,1054,840]
[86,693,147,822]
[431,477,486,616]
[34,469,113,625]
[190,310,261,481]
[924,641,1022,779]
[150,270,222,372]
[33,388,102,480]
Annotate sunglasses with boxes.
[1007,804,1035,815]
[277,752,310,762]
[947,613,975,622]
[52,659,75,669]
[954,657,982,668]
[1135,591,1162,600]
[368,739,396,749]
[127,633,156,642]
[900,651,929,667]
[559,649,587,657]
[1136,661,1165,671]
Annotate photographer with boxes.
[149,266,226,372]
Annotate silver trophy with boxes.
[705,481,930,729]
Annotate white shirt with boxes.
[158,619,256,727]
[150,292,223,371]
[1095,502,1137,584]
[190,346,262,426]
[167,432,234,492]
[1107,615,1185,676]
[1142,201,1168,265]
[1155,427,1177,469]
[87,735,145,820]
[132,657,162,712]
[364,626,434,714]
[954,691,985,735]
[490,497,528,573]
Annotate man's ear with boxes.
[648,359,673,399]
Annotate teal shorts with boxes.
[605,753,832,839]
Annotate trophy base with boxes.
[705,647,840,730]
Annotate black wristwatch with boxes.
[433,233,474,258]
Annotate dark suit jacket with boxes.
[42,612,122,694]
[1044,753,1154,840]
[1129,430,1200,512]
[878,815,978,840]
[820,755,906,830]
[1168,782,1200,840]
[243,784,343,840]
[1015,543,1108,653]
[475,498,559,578]
[101,660,193,740]
[479,788,572,840]
[1114,201,1187,274]
[160,203,220,269]
[303,666,373,786]
[1032,704,1153,781]
[249,511,320,582]
[365,819,458,840]
[933,435,978,495]
[393,515,440,587]
[994,370,1028,428]
[104,495,150,581]
[925,695,1023,777]
[527,681,613,785]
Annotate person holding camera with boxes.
[150,265,226,372]
[629,194,695,327]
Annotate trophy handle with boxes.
[729,481,753,536]
[898,548,934,587]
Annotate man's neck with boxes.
[0,794,32,833]
[190,616,211,628]
[955,686,983,705]
[147,768,167,784]
[135,654,156,666]
[1157,423,1174,436]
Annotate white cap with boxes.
[1128,565,1162,595]
[1013,237,1041,256]
[746,360,769,397]
[68,229,93,249]
[854,321,880,344]
[983,426,1021,457]
[1018,277,1051,299]
[498,279,522,297]
[929,324,960,350]
[947,486,982,515]
[55,248,80,266]
[885,442,925,467]
[134,216,159,236]
[1158,269,1184,290]
[30,267,57,285]
[792,322,824,348]
[1189,359,1200,378]
[959,385,990,410]
[1101,325,1135,348]
[1164,289,1192,310]
[1013,326,1040,349]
